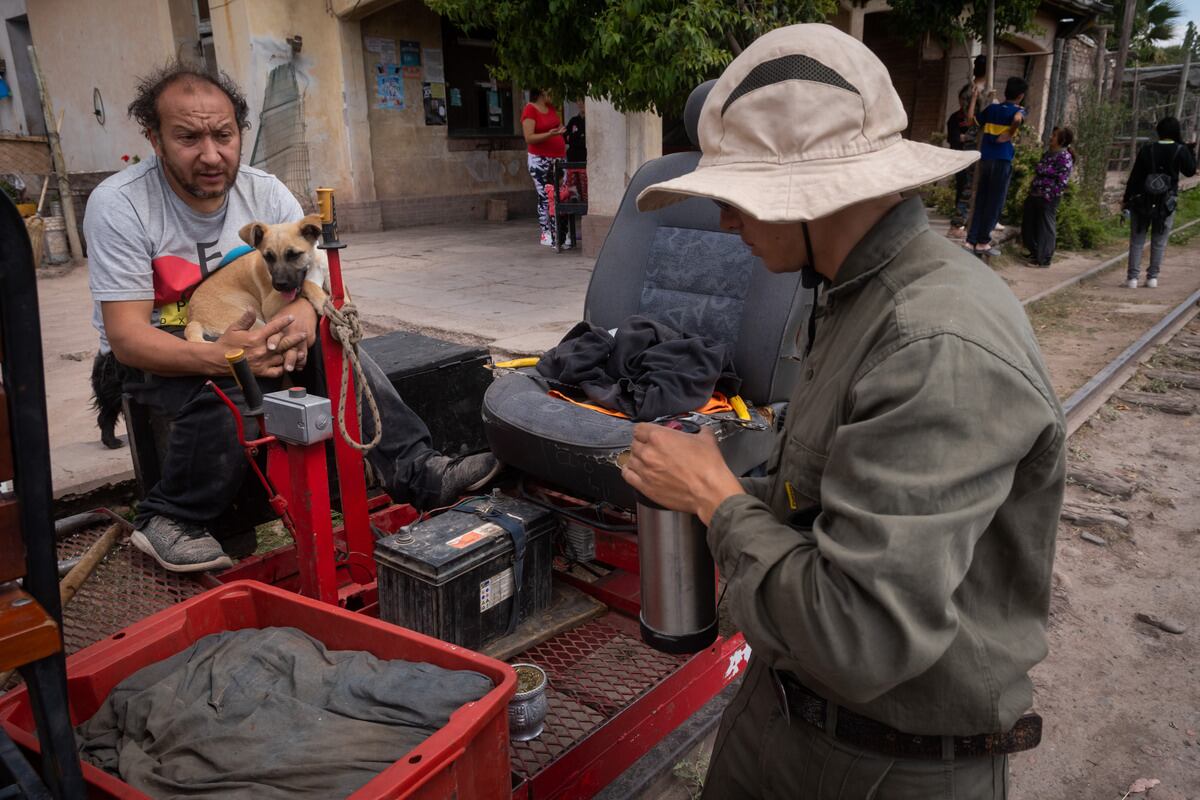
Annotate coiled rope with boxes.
[322,298,382,452]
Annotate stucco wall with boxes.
[210,0,365,204]
[359,1,528,202]
[25,0,175,172]
[1062,35,1100,127]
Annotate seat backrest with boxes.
[583,85,808,405]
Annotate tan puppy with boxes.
[183,214,330,342]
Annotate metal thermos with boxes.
[636,447,719,654]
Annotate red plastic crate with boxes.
[0,580,516,799]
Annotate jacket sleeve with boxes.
[706,334,1062,704]
[1178,144,1197,179]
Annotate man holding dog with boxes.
[623,25,1065,798]
[85,63,499,573]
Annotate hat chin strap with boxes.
[800,221,821,357]
[800,221,820,289]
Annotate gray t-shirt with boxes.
[84,156,303,352]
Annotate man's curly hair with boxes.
[127,60,251,135]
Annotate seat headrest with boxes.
[684,80,718,147]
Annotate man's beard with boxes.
[163,156,236,200]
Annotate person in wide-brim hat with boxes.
[622,23,1065,800]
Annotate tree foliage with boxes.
[425,0,836,115]
[1106,0,1185,64]
[884,0,1041,45]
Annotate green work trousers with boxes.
[701,658,1009,799]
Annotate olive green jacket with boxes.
[709,197,1065,736]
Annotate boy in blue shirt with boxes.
[966,76,1027,256]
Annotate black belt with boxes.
[773,671,1042,760]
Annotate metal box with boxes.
[262,387,333,445]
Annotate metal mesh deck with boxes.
[509,614,687,779]
[55,521,205,655]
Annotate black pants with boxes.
[952,165,974,228]
[1021,194,1061,266]
[129,345,437,529]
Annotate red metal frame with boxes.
[319,238,375,566]
[182,205,748,798]
[522,632,749,798]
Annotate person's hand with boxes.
[266,296,318,372]
[552,125,566,135]
[621,423,745,525]
[216,309,306,378]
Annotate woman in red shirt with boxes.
[522,89,566,247]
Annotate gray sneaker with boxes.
[423,453,503,507]
[131,515,233,573]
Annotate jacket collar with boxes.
[827,196,929,297]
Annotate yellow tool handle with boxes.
[730,395,751,421]
[494,357,540,369]
[316,187,335,224]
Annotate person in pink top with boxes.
[522,89,566,247]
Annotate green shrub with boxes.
[920,181,957,218]
[1054,184,1121,251]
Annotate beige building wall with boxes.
[210,0,367,208]
[357,1,529,222]
[25,0,176,172]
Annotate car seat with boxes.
[482,81,811,509]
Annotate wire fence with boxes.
[250,62,315,213]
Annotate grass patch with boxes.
[254,519,291,555]
[671,752,710,800]
[1025,286,1084,334]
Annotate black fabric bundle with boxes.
[536,315,740,421]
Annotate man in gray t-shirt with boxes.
[86,62,498,573]
[86,153,301,353]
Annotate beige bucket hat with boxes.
[637,24,979,222]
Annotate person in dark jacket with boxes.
[945,84,979,236]
[564,99,586,163]
[1122,116,1197,288]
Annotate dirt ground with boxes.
[1009,322,1200,800]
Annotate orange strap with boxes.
[547,390,734,419]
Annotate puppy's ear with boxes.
[299,214,323,243]
[239,221,267,248]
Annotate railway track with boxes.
[1017,216,1200,435]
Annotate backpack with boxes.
[1135,144,1180,218]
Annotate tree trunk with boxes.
[985,0,996,95]
[1094,25,1109,97]
[1110,0,1137,102]
[1176,37,1193,120]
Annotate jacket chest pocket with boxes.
[770,432,827,514]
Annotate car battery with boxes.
[375,496,557,651]
[360,330,491,457]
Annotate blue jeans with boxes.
[968,159,1013,246]
[1127,210,1175,280]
